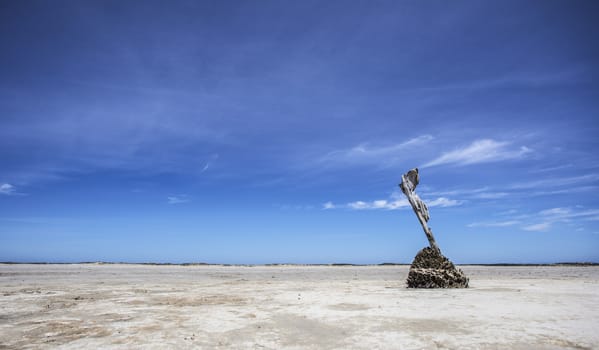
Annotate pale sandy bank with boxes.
[1,264,597,349]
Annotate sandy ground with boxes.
[0,264,598,349]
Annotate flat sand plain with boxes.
[1,264,598,349]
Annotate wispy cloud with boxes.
[323,201,335,209]
[0,100,227,186]
[430,174,598,201]
[346,199,410,210]
[422,139,531,168]
[473,206,599,232]
[427,186,509,201]
[427,197,463,207]
[539,207,599,222]
[522,222,551,232]
[530,186,599,197]
[405,69,586,93]
[471,192,509,199]
[327,196,461,211]
[320,135,433,167]
[529,164,574,173]
[468,220,521,228]
[167,195,190,204]
[539,207,571,216]
[200,153,219,173]
[509,174,599,190]
[0,183,24,196]
[0,183,16,195]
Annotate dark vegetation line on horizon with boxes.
[1,261,598,266]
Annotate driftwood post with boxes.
[400,167,469,288]
[400,168,440,253]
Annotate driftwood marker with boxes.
[400,168,440,253]
[400,168,469,288]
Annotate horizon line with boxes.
[1,261,598,267]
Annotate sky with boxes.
[1,0,598,264]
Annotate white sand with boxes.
[1,264,598,349]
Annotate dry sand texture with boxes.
[1,264,598,349]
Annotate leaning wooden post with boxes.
[400,168,440,253]
[401,168,468,288]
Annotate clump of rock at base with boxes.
[406,247,469,288]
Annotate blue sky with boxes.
[1,0,598,263]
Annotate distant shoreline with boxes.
[1,262,597,266]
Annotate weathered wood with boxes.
[400,168,468,288]
[399,168,440,253]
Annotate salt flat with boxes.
[0,264,598,349]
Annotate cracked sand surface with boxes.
[1,264,598,349]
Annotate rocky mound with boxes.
[407,247,469,288]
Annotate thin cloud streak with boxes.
[0,183,16,195]
[346,199,410,210]
[0,183,25,196]
[467,220,521,228]
[422,139,532,168]
[0,100,228,185]
[471,206,599,233]
[429,175,598,202]
[427,197,463,207]
[167,195,190,205]
[320,135,433,167]
[326,196,462,211]
[522,222,551,232]
[509,174,599,190]
[322,201,335,210]
[200,154,220,173]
